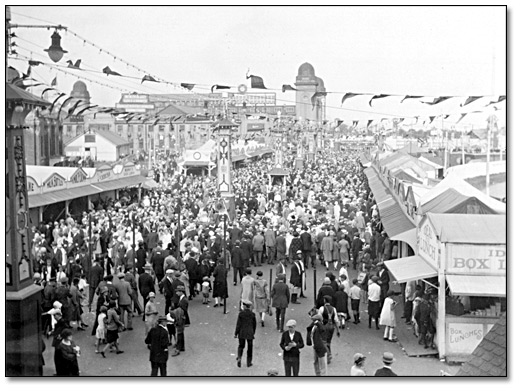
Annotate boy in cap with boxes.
[279,319,304,376]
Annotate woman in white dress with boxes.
[379,289,398,342]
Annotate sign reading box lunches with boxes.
[447,244,506,275]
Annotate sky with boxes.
[7,5,508,130]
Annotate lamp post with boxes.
[6,8,67,376]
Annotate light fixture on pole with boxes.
[44,30,67,62]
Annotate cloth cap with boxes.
[382,352,395,364]
[166,269,174,274]
[242,299,252,306]
[117,272,125,278]
[286,319,297,327]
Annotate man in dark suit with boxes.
[289,258,302,304]
[234,299,256,368]
[184,251,199,299]
[374,352,397,376]
[176,285,190,326]
[279,319,305,376]
[88,260,104,311]
[145,316,170,376]
[160,269,176,316]
[377,263,390,307]
[300,226,312,269]
[231,240,243,286]
[239,237,253,269]
[136,241,147,275]
[271,274,290,332]
[275,230,287,263]
[139,265,155,320]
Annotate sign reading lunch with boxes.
[447,244,506,275]
[418,218,439,269]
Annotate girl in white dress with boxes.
[95,306,108,354]
[379,290,398,342]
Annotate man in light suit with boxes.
[279,319,305,376]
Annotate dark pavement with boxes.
[42,262,461,376]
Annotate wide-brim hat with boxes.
[353,353,366,365]
[382,352,395,364]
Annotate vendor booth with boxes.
[386,213,506,361]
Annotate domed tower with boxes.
[295,62,318,121]
[70,80,91,104]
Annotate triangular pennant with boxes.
[49,93,66,114]
[102,66,121,76]
[456,113,467,123]
[341,93,360,105]
[181,83,195,90]
[353,120,359,127]
[67,59,81,69]
[141,75,159,84]
[460,96,482,107]
[429,116,436,124]
[282,84,297,93]
[311,92,327,109]
[211,84,231,93]
[51,77,57,86]
[444,114,450,119]
[65,100,84,119]
[487,95,506,106]
[247,74,267,89]
[56,96,75,117]
[367,120,373,128]
[400,95,422,103]
[369,94,390,107]
[28,60,43,66]
[75,105,98,116]
[41,87,55,98]
[423,96,451,105]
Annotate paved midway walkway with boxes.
[42,263,461,376]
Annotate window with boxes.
[85,134,96,143]
[117,125,123,136]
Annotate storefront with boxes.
[386,212,506,361]
[27,163,148,225]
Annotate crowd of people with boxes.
[30,145,437,376]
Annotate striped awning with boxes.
[364,166,416,238]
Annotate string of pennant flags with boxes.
[11,39,505,130]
